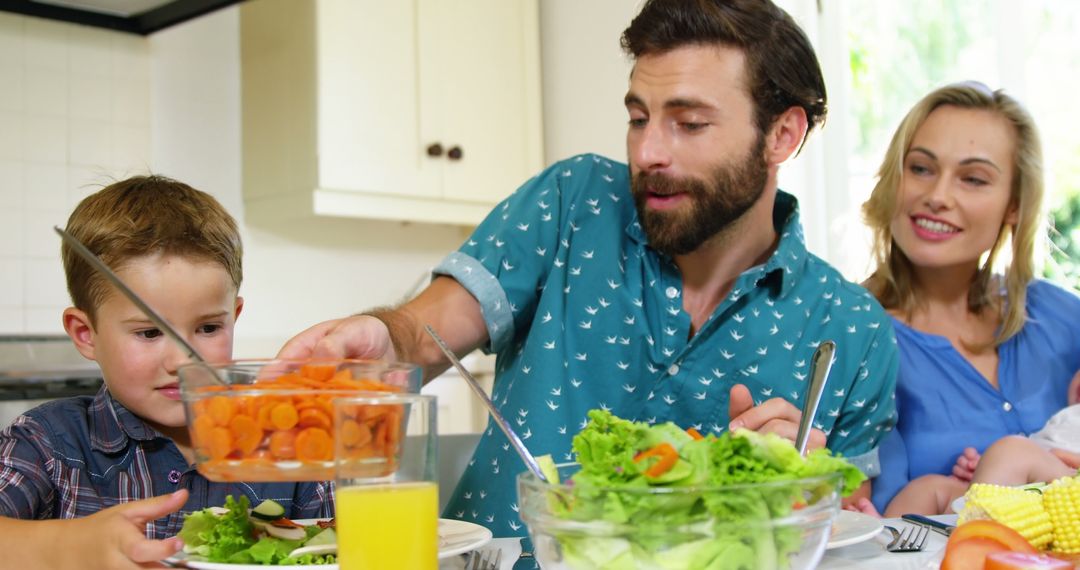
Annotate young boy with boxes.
[0,176,333,568]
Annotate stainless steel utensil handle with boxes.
[424,325,547,482]
[902,513,955,536]
[795,340,835,456]
[54,226,207,364]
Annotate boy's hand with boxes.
[728,384,826,451]
[951,447,981,482]
[58,489,188,569]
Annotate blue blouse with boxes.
[872,279,1080,511]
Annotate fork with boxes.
[467,548,503,570]
[886,524,929,553]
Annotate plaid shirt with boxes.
[0,386,334,538]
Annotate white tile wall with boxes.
[0,12,151,334]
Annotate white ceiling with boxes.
[29,0,174,17]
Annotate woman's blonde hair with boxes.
[862,81,1044,347]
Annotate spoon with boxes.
[424,325,548,483]
[55,226,209,364]
[795,340,835,456]
[54,226,222,384]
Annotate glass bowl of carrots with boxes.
[178,359,421,482]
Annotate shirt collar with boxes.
[625,189,809,299]
[88,385,162,453]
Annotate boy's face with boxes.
[64,253,242,435]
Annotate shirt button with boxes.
[668,364,680,376]
[168,470,182,484]
[1002,402,1013,412]
[665,287,679,299]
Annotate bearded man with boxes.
[279,0,898,537]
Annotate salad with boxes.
[531,410,866,569]
[177,495,336,565]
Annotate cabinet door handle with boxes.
[447,145,463,161]
[426,143,444,157]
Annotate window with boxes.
[785,1,1080,286]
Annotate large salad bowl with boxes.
[518,464,843,570]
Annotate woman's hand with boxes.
[951,447,981,482]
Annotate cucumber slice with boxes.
[304,527,336,547]
[251,499,286,521]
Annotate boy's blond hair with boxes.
[62,175,243,324]
[862,82,1044,349]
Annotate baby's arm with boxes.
[0,490,187,569]
[973,436,1074,486]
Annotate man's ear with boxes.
[233,296,244,321]
[63,307,97,361]
[764,106,809,166]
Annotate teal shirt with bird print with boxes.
[435,154,898,537]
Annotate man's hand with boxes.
[276,315,395,361]
[951,447,981,482]
[727,384,826,451]
[36,489,188,569]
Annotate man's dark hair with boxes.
[621,0,827,143]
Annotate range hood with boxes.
[0,0,242,35]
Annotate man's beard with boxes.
[631,135,768,256]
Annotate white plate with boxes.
[165,518,492,568]
[827,510,885,549]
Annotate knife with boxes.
[902,513,955,536]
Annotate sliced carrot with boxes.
[192,413,216,444]
[269,429,297,460]
[295,427,333,462]
[340,419,372,448]
[229,414,262,456]
[269,402,299,430]
[208,396,238,427]
[208,426,233,460]
[300,364,336,382]
[298,407,332,431]
[634,442,679,478]
[686,427,704,440]
[330,368,354,383]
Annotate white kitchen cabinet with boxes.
[240,0,544,226]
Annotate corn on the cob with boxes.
[959,483,1054,550]
[1044,476,1080,554]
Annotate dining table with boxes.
[437,515,956,570]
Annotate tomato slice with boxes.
[985,551,1073,570]
[947,520,1037,554]
[941,536,1013,570]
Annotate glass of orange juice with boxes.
[333,393,438,569]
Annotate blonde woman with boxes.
[860,82,1080,514]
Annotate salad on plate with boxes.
[173,495,336,566]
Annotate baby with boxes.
[855,372,1080,517]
